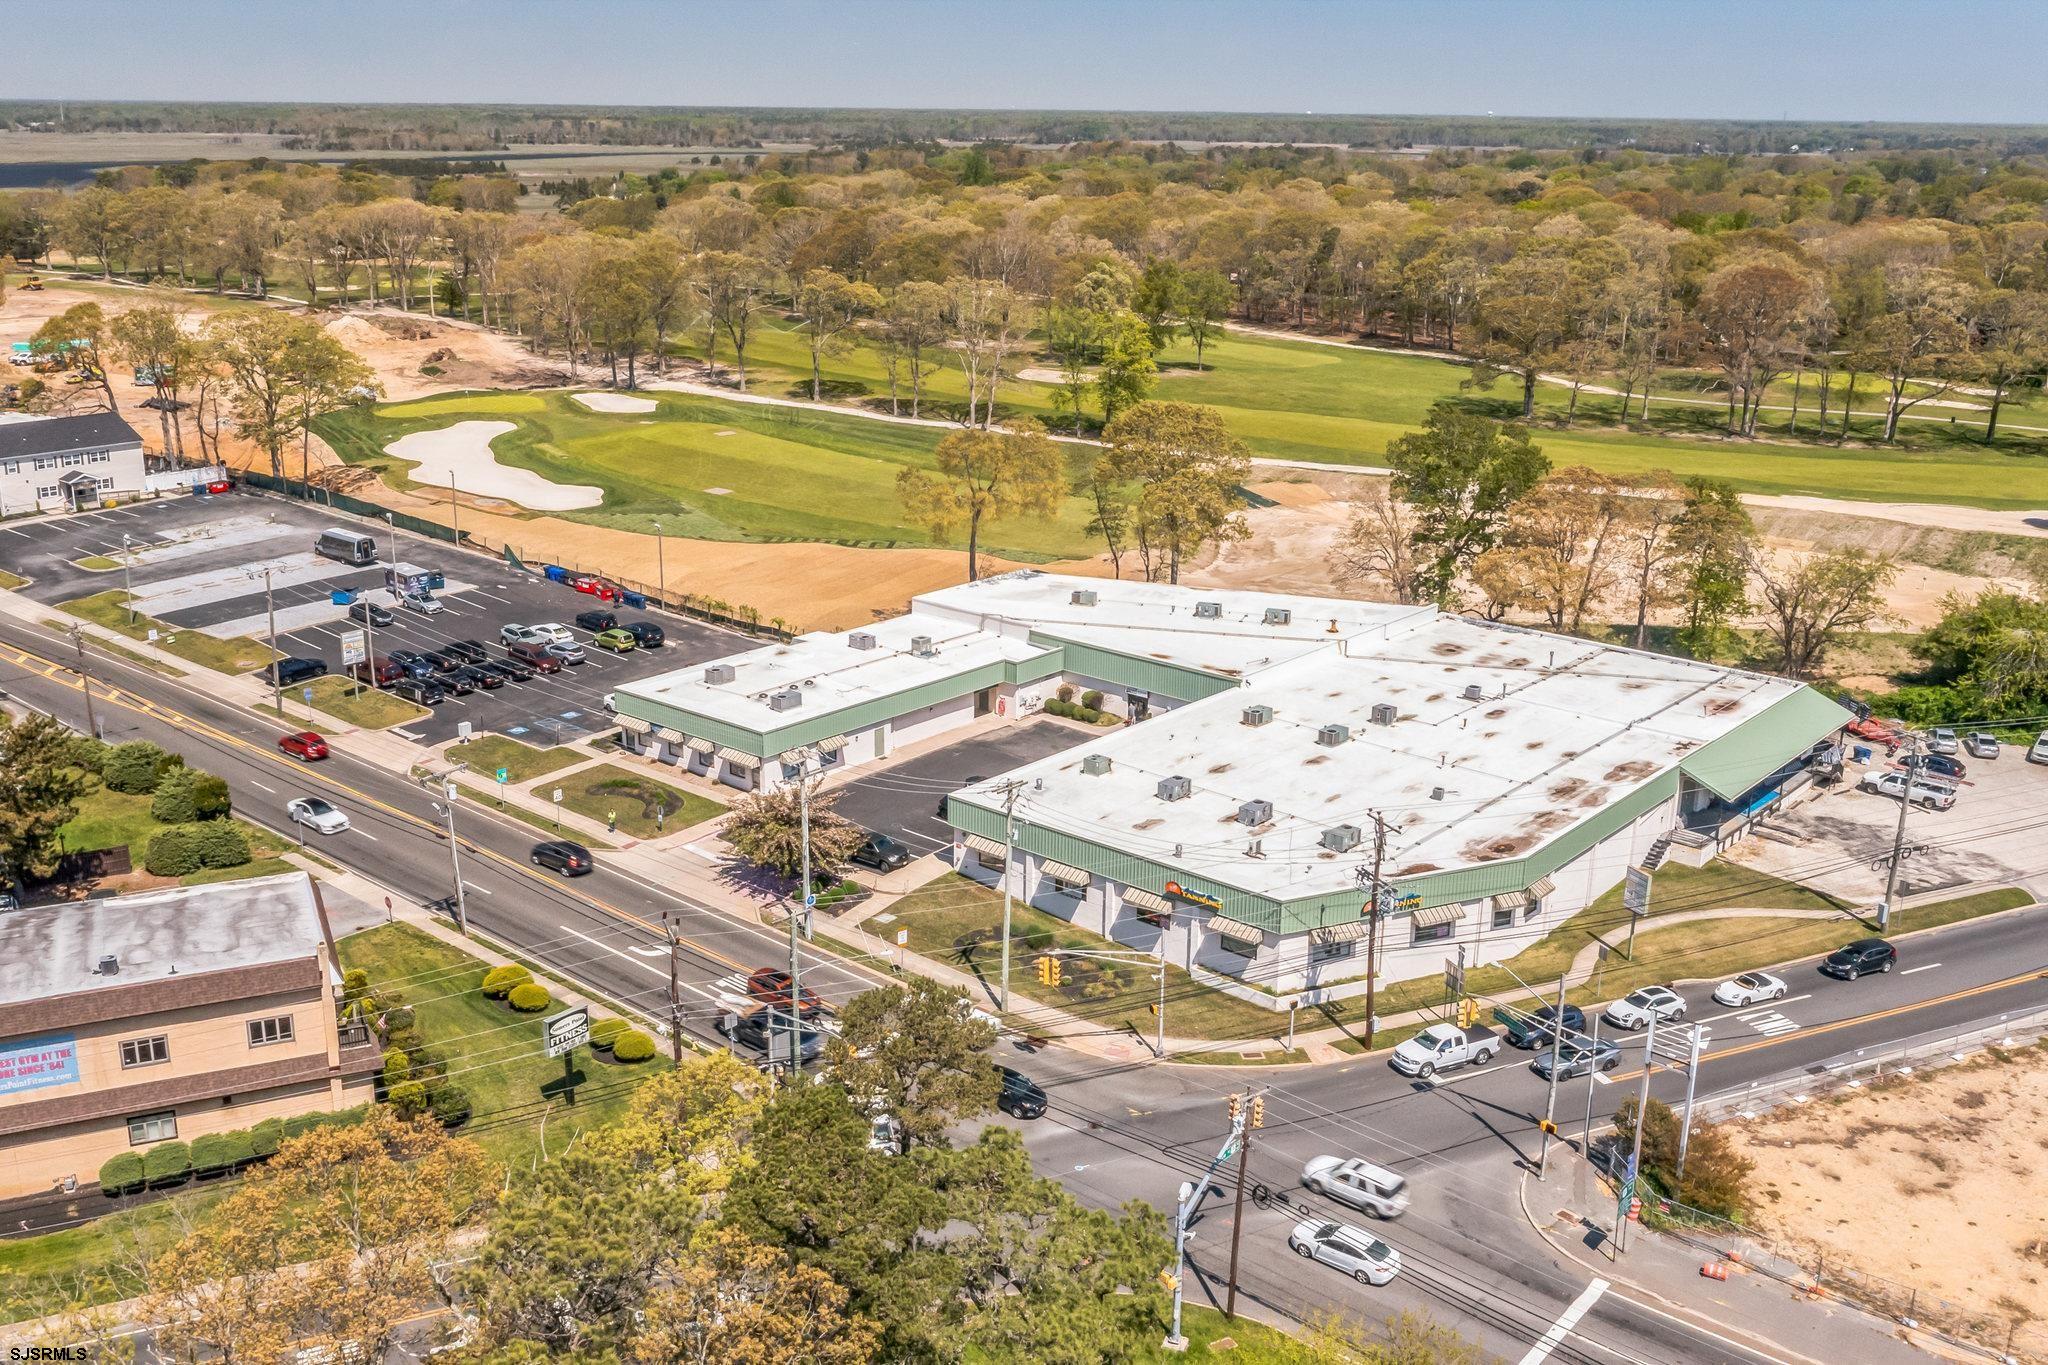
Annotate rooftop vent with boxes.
[1321,824,1362,854]
[909,634,936,657]
[1369,702,1397,726]
[1080,754,1113,776]
[848,631,876,651]
[1317,723,1351,747]
[1194,601,1222,619]
[97,954,119,976]
[704,663,736,685]
[1429,786,1446,802]
[1462,683,1484,701]
[1071,589,1097,606]
[1238,798,1273,826]
[1157,775,1192,802]
[767,687,803,713]
[1263,607,1292,626]
[1241,704,1273,727]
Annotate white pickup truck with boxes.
[1390,1023,1501,1079]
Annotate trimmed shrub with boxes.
[1055,683,1075,703]
[187,822,250,869]
[387,1080,429,1118]
[190,1133,237,1176]
[281,1113,323,1140]
[217,1130,255,1168]
[588,1017,629,1050]
[382,1048,413,1087]
[142,1140,192,1186]
[430,1086,472,1128]
[1080,689,1104,710]
[480,965,532,999]
[102,740,175,794]
[144,827,202,877]
[249,1117,283,1158]
[507,982,552,1013]
[98,1151,145,1196]
[341,967,371,1002]
[153,770,233,824]
[72,735,110,774]
[611,1029,657,1063]
[378,1004,415,1035]
[383,1025,426,1058]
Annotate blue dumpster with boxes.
[1851,744,1872,764]
[543,565,570,584]
[619,590,647,609]
[331,589,355,606]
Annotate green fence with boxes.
[237,469,474,548]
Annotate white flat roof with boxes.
[952,612,1806,901]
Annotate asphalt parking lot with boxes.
[0,490,744,747]
[829,718,1091,856]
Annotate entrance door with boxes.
[974,687,994,717]
[1127,690,1151,722]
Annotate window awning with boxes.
[1309,919,1370,946]
[1041,859,1090,886]
[1525,875,1556,899]
[1412,902,1466,929]
[963,833,1007,859]
[716,746,759,770]
[1121,887,1173,916]
[684,736,714,755]
[779,748,807,765]
[1494,889,1531,911]
[654,726,686,744]
[616,714,651,735]
[813,733,849,753]
[1206,914,1265,944]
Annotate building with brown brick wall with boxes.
[0,872,381,1200]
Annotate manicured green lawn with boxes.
[58,778,289,887]
[60,590,276,675]
[876,873,1289,1043]
[72,554,121,570]
[453,733,585,783]
[258,674,428,730]
[530,761,726,838]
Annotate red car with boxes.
[204,479,231,495]
[278,730,329,762]
[745,967,825,1018]
[571,574,619,601]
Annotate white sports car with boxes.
[286,796,351,835]
[1712,971,1788,1008]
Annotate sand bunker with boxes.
[572,391,658,414]
[383,421,603,511]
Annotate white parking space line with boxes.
[2,526,29,537]
[1901,963,1941,975]
[1518,1277,1607,1365]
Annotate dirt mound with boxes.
[368,314,439,340]
[421,347,457,365]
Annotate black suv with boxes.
[391,677,448,706]
[1820,938,1897,980]
[421,648,467,674]
[455,663,504,691]
[347,600,395,628]
[850,832,911,872]
[574,608,618,633]
[441,638,489,664]
[487,656,535,683]
[530,840,593,876]
[996,1066,1046,1120]
[268,656,328,686]
[437,669,476,696]
[622,620,665,648]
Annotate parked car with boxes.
[420,648,466,674]
[1902,753,1966,781]
[204,479,232,495]
[441,638,489,664]
[454,664,504,691]
[267,656,328,687]
[485,657,535,684]
[530,840,593,876]
[505,641,564,673]
[1532,1036,1621,1081]
[348,657,405,688]
[592,628,638,654]
[1602,985,1686,1031]
[277,731,329,762]
[622,620,665,648]
[1859,770,1957,811]
[571,574,616,599]
[2031,732,2048,764]
[1493,1002,1586,1050]
[500,623,550,647]
[397,592,444,616]
[996,1065,1047,1119]
[1925,727,1960,756]
[346,600,394,628]
[436,670,476,697]
[529,622,575,645]
[1300,1156,1409,1219]
[1389,1024,1499,1079]
[544,640,587,666]
[1820,938,1896,980]
[388,650,436,679]
[286,797,350,835]
[1965,732,2001,760]
[1287,1219,1401,1287]
[850,832,912,872]
[745,967,825,1018]
[1712,971,1788,1007]
[391,677,449,706]
[574,608,617,633]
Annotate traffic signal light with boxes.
[1158,1269,1180,1293]
[1250,1095,1266,1129]
[1456,998,1478,1028]
[1036,954,1062,987]
[1227,1093,1244,1124]
[1538,1118,1558,1136]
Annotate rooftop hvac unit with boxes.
[1157,775,1192,802]
[1429,786,1446,801]
[1242,704,1273,727]
[1321,824,1362,853]
[767,687,803,712]
[1462,683,1484,701]
[1317,723,1351,747]
[1263,607,1292,626]
[1369,702,1397,726]
[1080,754,1113,776]
[1071,589,1097,606]
[1238,798,1273,826]
[703,663,737,685]
[97,954,119,976]
[1194,601,1222,619]
[848,631,876,651]
[909,635,936,657]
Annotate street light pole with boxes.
[1167,1111,1246,1351]
[1537,968,1570,1181]
[653,519,665,606]
[1618,1013,1657,1253]
[264,567,281,717]
[996,779,1023,1011]
[431,785,470,937]
[121,533,132,625]
[1155,943,1168,1059]
[788,751,816,1077]
[68,624,98,738]
[1581,1011,1603,1143]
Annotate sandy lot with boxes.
[571,391,658,414]
[383,420,603,511]
[1738,1044,2048,1327]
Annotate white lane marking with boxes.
[558,924,721,1002]
[470,589,511,604]
[352,828,378,842]
[1737,1010,1799,1037]
[629,945,668,958]
[1518,1277,1608,1365]
[464,882,493,895]
[1901,963,1941,975]
[2,526,30,537]
[1591,1071,1613,1086]
[1705,992,1810,1023]
[251,780,276,793]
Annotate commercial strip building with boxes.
[613,572,1851,1008]
[0,411,146,515]
[0,872,380,1200]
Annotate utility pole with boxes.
[121,533,132,625]
[996,779,1024,1011]
[1618,1013,1657,1253]
[653,518,665,606]
[68,624,98,739]
[1674,1022,1706,1185]
[1581,1011,1603,1143]
[450,473,459,546]
[1155,942,1168,1059]
[1537,967,1570,1180]
[664,913,683,1071]
[1362,811,1389,1047]
[1878,733,1921,931]
[1224,1091,1263,1320]
[1167,1111,1245,1351]
[431,783,470,937]
[788,752,816,1076]
[264,567,281,717]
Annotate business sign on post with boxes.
[340,630,366,668]
[0,1033,80,1095]
[543,1006,589,1059]
[1624,866,1653,918]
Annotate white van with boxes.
[1859,770,1956,810]
[2031,733,2048,765]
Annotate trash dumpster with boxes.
[543,565,571,584]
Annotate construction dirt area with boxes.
[1734,1042,2048,1331]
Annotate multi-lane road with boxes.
[4,607,2043,1364]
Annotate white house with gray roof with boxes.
[0,411,146,516]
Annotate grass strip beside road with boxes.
[58,779,292,889]
[59,589,275,675]
[42,618,183,676]
[529,761,726,839]
[450,733,585,783]
[256,674,428,729]
[468,787,618,849]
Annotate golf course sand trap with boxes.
[383,421,603,511]
[572,391,658,414]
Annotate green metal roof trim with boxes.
[1678,686,1851,802]
[1026,634,1243,704]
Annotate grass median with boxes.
[257,674,428,730]
[451,733,585,783]
[59,589,275,675]
[529,761,726,838]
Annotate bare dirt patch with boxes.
[1736,1044,2048,1323]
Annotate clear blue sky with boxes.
[18,0,2048,124]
